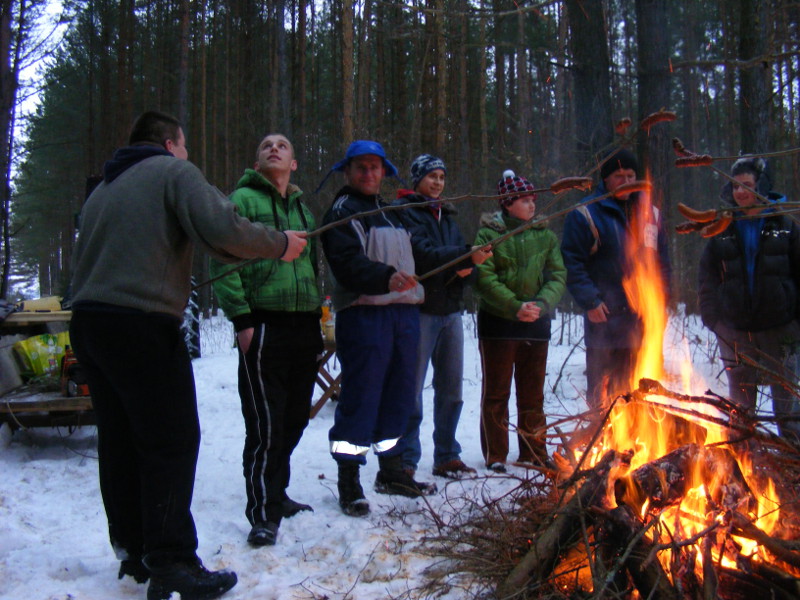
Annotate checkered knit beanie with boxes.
[410,154,446,190]
[496,170,536,208]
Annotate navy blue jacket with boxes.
[561,184,671,349]
[392,191,474,316]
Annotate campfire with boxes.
[494,182,800,599]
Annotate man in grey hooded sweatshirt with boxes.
[69,110,306,600]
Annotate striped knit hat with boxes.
[410,154,446,190]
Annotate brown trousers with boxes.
[479,339,549,466]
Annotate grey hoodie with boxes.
[71,154,288,318]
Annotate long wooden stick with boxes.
[195,110,678,293]
[192,177,594,291]
[416,180,651,283]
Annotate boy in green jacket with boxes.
[474,170,566,472]
[210,134,322,546]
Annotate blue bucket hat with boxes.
[316,140,401,192]
[332,140,399,177]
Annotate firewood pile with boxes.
[419,380,800,600]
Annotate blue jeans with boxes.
[401,312,464,470]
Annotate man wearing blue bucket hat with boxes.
[319,141,472,516]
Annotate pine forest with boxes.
[1,0,799,315]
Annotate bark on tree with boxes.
[635,0,672,235]
[738,0,771,153]
[177,0,190,125]
[565,0,613,164]
[341,0,354,144]
[0,0,23,299]
[433,0,446,152]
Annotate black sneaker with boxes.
[118,557,149,584]
[247,521,279,547]
[282,497,313,518]
[146,559,237,600]
[338,462,370,517]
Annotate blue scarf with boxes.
[734,216,764,296]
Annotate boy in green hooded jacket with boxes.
[210,134,322,547]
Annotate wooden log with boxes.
[596,504,681,600]
[731,512,800,570]
[616,443,700,510]
[496,450,630,598]
[717,564,800,600]
[616,443,754,517]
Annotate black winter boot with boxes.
[337,462,370,517]
[282,496,313,518]
[118,556,149,584]
[145,557,237,600]
[375,454,437,497]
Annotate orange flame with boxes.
[622,174,666,389]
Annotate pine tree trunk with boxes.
[0,0,17,299]
[738,0,771,153]
[341,0,354,143]
[565,0,613,163]
[177,0,190,124]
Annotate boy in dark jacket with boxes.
[698,156,800,439]
[395,154,490,479]
[561,148,670,409]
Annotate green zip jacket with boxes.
[474,211,566,320]
[210,169,320,331]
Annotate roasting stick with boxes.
[307,176,593,238]
[581,110,678,181]
[197,111,677,293]
[416,180,652,283]
[673,139,800,236]
[193,176,594,291]
[535,109,676,219]
[196,112,677,293]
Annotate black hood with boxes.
[103,144,173,183]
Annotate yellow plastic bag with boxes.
[12,331,71,379]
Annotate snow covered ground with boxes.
[0,310,723,600]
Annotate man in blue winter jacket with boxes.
[561,148,671,409]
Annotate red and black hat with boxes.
[497,170,536,208]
